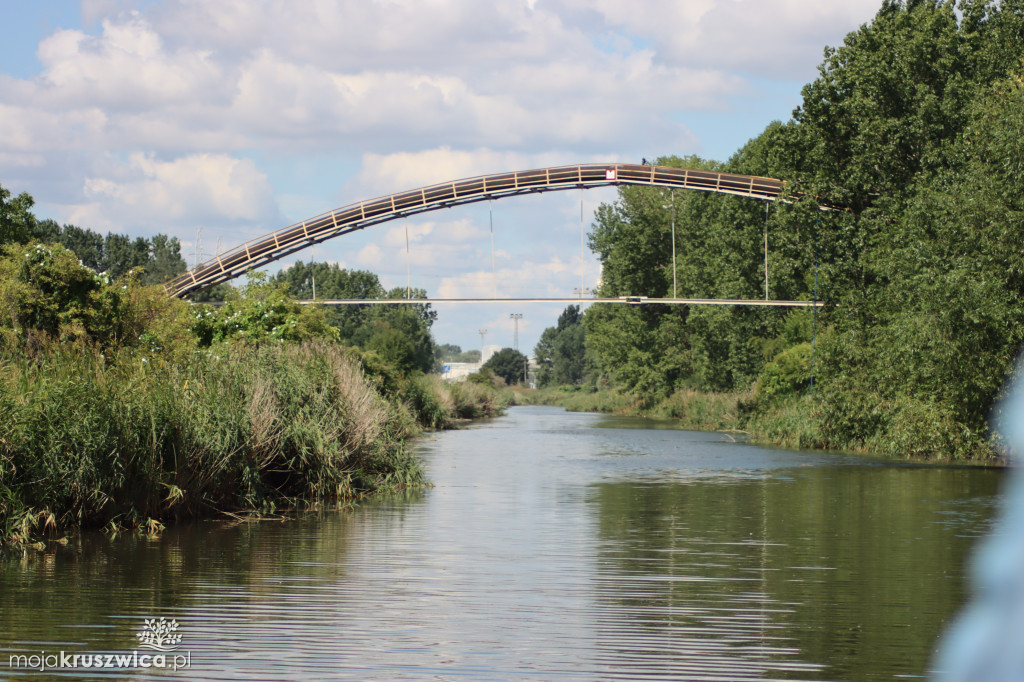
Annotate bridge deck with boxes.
[165,163,787,299]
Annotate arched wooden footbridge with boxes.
[165,163,788,299]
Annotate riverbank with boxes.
[523,386,1006,463]
[0,341,510,545]
[523,385,750,431]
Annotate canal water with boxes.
[0,406,1004,680]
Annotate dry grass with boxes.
[247,375,283,470]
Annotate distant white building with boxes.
[440,345,538,385]
[440,345,502,382]
[481,344,500,365]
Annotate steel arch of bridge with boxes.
[166,162,787,298]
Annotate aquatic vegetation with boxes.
[0,341,425,537]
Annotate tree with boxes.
[55,224,104,271]
[0,242,116,345]
[579,2,1024,457]
[776,1,1024,456]
[365,325,420,374]
[273,261,384,337]
[102,233,150,279]
[584,153,792,394]
[436,343,462,358]
[188,273,339,347]
[353,290,436,374]
[482,347,528,385]
[25,213,186,286]
[272,261,438,374]
[535,305,588,387]
[814,70,1024,456]
[0,184,36,245]
[434,343,480,369]
[141,234,188,285]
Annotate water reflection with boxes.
[590,465,999,680]
[0,406,1002,680]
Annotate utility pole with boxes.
[478,328,488,364]
[764,202,770,301]
[580,190,585,297]
[510,313,523,352]
[663,189,677,298]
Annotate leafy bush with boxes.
[404,374,454,429]
[448,380,509,419]
[756,343,814,402]
[188,273,339,346]
[0,242,194,357]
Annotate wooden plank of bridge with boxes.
[168,163,804,298]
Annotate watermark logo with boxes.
[7,617,191,673]
[137,617,182,652]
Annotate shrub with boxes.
[756,343,814,403]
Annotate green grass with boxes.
[529,383,1004,462]
[527,385,745,432]
[526,385,638,414]
[744,395,828,450]
[648,389,748,432]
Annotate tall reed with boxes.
[0,341,423,536]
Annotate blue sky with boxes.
[0,0,882,354]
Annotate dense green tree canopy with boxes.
[3,200,188,286]
[534,305,589,387]
[582,0,1024,457]
[271,261,438,374]
[0,185,37,245]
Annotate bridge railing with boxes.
[165,163,786,298]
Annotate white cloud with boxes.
[352,217,490,271]
[35,17,226,111]
[0,152,46,168]
[355,243,384,268]
[381,221,435,249]
[147,0,584,74]
[61,152,279,237]
[436,256,583,299]
[352,147,624,198]
[0,100,109,153]
[2,2,735,162]
[556,0,882,79]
